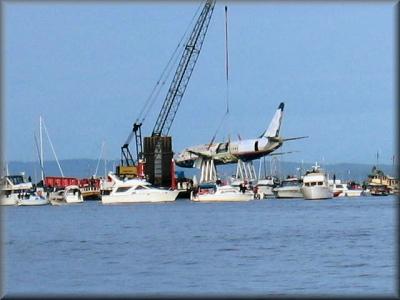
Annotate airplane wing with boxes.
[268,136,308,142]
[281,136,309,142]
[269,150,300,156]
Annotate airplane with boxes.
[174,102,308,168]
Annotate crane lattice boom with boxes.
[152,0,215,137]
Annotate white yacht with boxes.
[301,163,333,200]
[49,185,84,205]
[274,177,303,199]
[190,182,254,202]
[17,189,49,206]
[255,176,279,198]
[1,175,34,205]
[101,174,179,204]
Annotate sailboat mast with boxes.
[39,116,44,181]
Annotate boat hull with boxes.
[101,190,179,204]
[17,197,49,206]
[302,186,333,200]
[345,189,363,197]
[0,195,18,205]
[49,194,83,205]
[256,186,275,198]
[275,187,303,199]
[191,191,253,202]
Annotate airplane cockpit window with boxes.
[216,142,229,153]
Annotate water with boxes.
[2,196,397,297]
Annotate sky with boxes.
[3,1,397,165]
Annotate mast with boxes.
[39,116,44,181]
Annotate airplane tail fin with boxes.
[260,102,284,138]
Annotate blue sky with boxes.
[3,1,396,165]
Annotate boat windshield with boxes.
[7,175,26,185]
[281,180,300,187]
[115,187,131,193]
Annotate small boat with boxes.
[1,175,34,205]
[368,184,390,196]
[345,181,364,197]
[17,189,49,206]
[101,174,179,204]
[329,179,348,197]
[49,185,84,205]
[274,176,303,199]
[301,163,333,200]
[190,182,254,202]
[255,176,279,199]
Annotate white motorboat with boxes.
[1,175,34,205]
[255,176,279,199]
[17,189,49,206]
[49,185,83,205]
[101,174,179,204]
[190,182,254,202]
[345,181,364,197]
[329,179,364,197]
[329,179,348,197]
[301,163,333,200]
[274,177,303,199]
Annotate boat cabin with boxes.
[196,183,217,195]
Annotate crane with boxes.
[118,0,215,182]
[150,0,215,185]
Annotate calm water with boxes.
[2,196,397,297]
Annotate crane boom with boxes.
[117,0,215,182]
[152,0,215,137]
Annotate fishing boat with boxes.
[301,163,333,200]
[49,185,84,205]
[1,174,34,205]
[190,182,254,202]
[274,176,303,199]
[101,173,179,204]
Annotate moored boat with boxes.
[301,163,333,200]
[255,176,279,199]
[17,189,49,206]
[49,185,84,205]
[190,182,254,202]
[1,174,34,206]
[367,184,390,196]
[101,173,179,204]
[274,176,303,199]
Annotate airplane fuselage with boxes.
[175,138,282,168]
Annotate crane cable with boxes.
[136,2,204,125]
[208,5,230,149]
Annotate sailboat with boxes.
[16,117,50,206]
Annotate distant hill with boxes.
[4,158,397,184]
